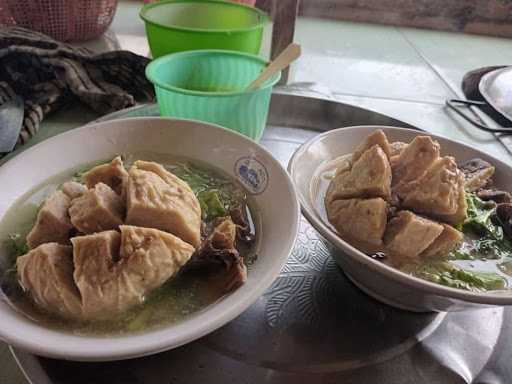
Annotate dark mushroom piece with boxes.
[496,203,512,238]
[459,158,495,192]
[185,216,248,293]
[477,189,512,204]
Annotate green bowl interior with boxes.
[142,0,265,31]
[147,51,278,94]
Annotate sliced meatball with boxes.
[16,243,82,319]
[384,211,444,262]
[26,190,73,249]
[82,156,129,196]
[326,145,391,202]
[69,183,124,234]
[125,160,201,248]
[326,197,388,250]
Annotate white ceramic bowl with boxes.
[0,117,299,361]
[289,125,512,312]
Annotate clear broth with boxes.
[0,153,258,336]
[315,154,512,291]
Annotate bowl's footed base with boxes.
[343,270,440,313]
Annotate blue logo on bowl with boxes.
[235,156,268,195]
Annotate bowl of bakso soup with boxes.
[289,125,512,312]
[0,117,299,361]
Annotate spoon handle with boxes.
[247,43,301,90]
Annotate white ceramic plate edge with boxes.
[0,117,300,361]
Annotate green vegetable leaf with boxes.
[2,233,27,283]
[6,233,28,258]
[72,170,85,182]
[453,193,512,260]
[171,162,246,222]
[198,190,227,220]
[464,194,496,235]
[450,269,506,291]
[449,248,474,260]
[415,262,506,291]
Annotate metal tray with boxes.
[11,91,512,384]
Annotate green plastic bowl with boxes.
[140,0,269,58]
[145,50,281,141]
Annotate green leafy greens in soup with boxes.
[170,162,246,221]
[0,155,257,335]
[324,129,512,292]
[400,168,512,292]
[451,193,512,260]
[404,262,506,292]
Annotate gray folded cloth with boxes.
[0,26,155,149]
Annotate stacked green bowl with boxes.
[146,50,281,141]
[140,0,268,58]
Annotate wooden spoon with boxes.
[247,43,302,90]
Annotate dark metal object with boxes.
[446,99,512,133]
[0,97,23,153]
[447,67,512,134]
[10,92,510,383]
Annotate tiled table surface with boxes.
[3,1,512,382]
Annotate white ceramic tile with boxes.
[290,18,455,103]
[330,93,512,163]
[399,27,512,97]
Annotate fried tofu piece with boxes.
[352,129,391,162]
[82,156,129,196]
[61,181,87,200]
[125,161,201,248]
[326,145,391,202]
[26,190,73,249]
[395,157,467,224]
[435,182,468,225]
[327,197,388,249]
[17,243,82,319]
[211,217,237,249]
[391,136,440,186]
[421,224,463,258]
[384,211,444,260]
[69,183,124,234]
[72,227,194,319]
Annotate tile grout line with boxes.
[395,27,512,156]
[395,27,462,98]
[329,91,446,106]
